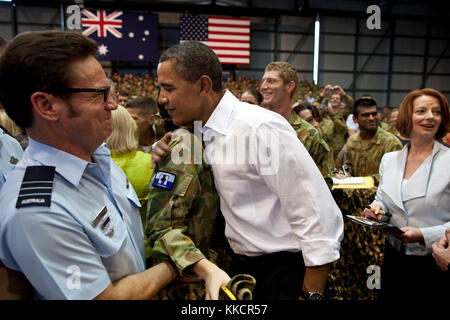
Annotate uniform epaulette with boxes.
[16,166,56,208]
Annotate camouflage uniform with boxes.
[146,129,222,300]
[328,187,385,300]
[153,113,167,140]
[344,126,403,185]
[317,94,355,160]
[318,115,334,146]
[288,111,334,176]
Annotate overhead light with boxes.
[313,14,320,85]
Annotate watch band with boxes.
[301,290,325,301]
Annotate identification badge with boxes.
[152,171,176,191]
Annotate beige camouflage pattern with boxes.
[153,113,167,140]
[288,111,334,176]
[328,187,386,300]
[343,126,402,185]
[146,129,221,299]
[318,116,335,147]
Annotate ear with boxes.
[286,81,296,94]
[147,114,155,125]
[199,76,213,95]
[30,92,60,122]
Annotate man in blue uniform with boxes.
[0,126,23,190]
[0,31,177,299]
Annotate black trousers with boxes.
[381,242,449,300]
[230,251,305,300]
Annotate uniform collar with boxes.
[288,110,303,125]
[26,138,111,187]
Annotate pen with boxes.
[364,205,392,217]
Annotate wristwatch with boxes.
[301,290,325,301]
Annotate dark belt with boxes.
[232,251,303,267]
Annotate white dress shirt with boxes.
[202,90,343,267]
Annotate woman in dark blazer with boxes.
[364,88,450,300]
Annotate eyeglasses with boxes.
[58,86,111,102]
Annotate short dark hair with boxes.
[126,96,158,116]
[159,41,223,92]
[0,31,98,128]
[243,88,263,105]
[118,89,129,97]
[293,103,321,121]
[353,98,377,117]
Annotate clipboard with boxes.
[346,215,404,233]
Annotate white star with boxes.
[138,15,144,21]
[142,37,146,42]
[144,30,150,36]
[129,32,135,38]
[98,44,108,56]
[138,54,144,60]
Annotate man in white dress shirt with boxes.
[154,41,344,300]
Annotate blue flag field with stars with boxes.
[81,9,159,62]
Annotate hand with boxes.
[192,259,231,300]
[432,230,450,272]
[438,229,449,247]
[151,132,172,169]
[334,85,345,96]
[392,226,424,244]
[331,172,346,179]
[363,204,383,221]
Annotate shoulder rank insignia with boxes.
[16,166,56,208]
[152,171,176,191]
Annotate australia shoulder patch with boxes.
[16,166,56,208]
[152,171,176,191]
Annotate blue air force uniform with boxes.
[0,138,145,299]
[0,127,23,189]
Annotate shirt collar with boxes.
[26,138,110,186]
[203,90,235,136]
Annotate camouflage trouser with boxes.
[327,188,386,300]
[157,247,233,300]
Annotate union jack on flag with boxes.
[82,10,123,38]
[80,9,159,62]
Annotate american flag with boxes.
[180,14,250,65]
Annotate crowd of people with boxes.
[0,31,448,301]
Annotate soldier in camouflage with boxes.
[261,62,333,176]
[316,85,355,160]
[292,103,335,176]
[342,98,403,185]
[146,128,231,300]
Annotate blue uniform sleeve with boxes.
[1,208,112,300]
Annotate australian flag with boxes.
[81,9,159,62]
